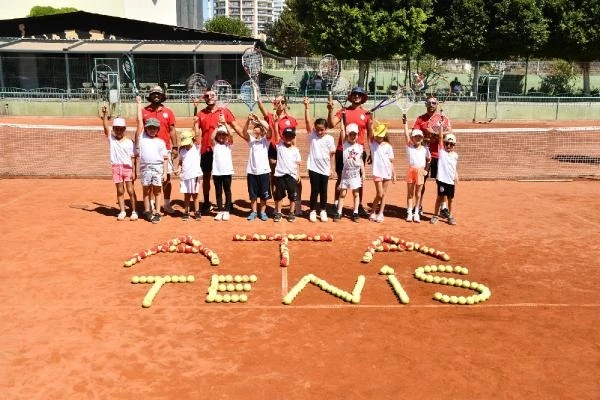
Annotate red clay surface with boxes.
[1,178,599,399]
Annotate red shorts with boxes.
[406,167,426,185]
[112,164,134,183]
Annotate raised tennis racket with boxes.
[264,76,283,103]
[241,47,263,85]
[211,80,233,108]
[291,63,310,96]
[427,112,451,144]
[319,54,340,95]
[120,54,138,95]
[186,73,207,114]
[368,86,415,114]
[240,80,258,111]
[331,77,350,108]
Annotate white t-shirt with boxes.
[179,144,202,180]
[339,141,364,189]
[246,136,271,175]
[370,140,394,179]
[406,144,430,168]
[108,134,135,166]
[437,148,459,185]
[138,132,168,166]
[307,131,335,176]
[274,142,301,179]
[212,141,234,176]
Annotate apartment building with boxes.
[212,0,273,38]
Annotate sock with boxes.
[441,202,447,210]
[407,207,413,214]
[164,199,171,207]
[334,200,338,207]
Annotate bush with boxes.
[539,60,577,95]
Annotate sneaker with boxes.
[260,212,268,221]
[201,202,214,215]
[194,211,202,221]
[182,212,190,221]
[376,214,384,223]
[164,203,175,214]
[358,205,369,217]
[273,212,282,222]
[369,213,377,222]
[309,210,317,222]
[151,213,161,224]
[247,211,258,221]
[448,215,457,225]
[214,211,224,221]
[319,210,328,222]
[430,215,439,224]
[406,212,413,222]
[333,212,341,221]
[130,211,138,221]
[143,211,153,222]
[351,212,360,222]
[413,213,421,223]
[441,208,451,219]
[287,214,296,222]
[222,211,230,221]
[117,211,126,221]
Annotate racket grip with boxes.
[341,111,347,127]
[193,106,198,115]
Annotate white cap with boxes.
[346,123,359,134]
[112,117,126,127]
[411,129,424,137]
[444,133,457,143]
[216,125,228,134]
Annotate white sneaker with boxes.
[319,210,328,222]
[222,211,230,221]
[406,212,413,222]
[130,211,138,221]
[309,210,317,222]
[117,211,126,221]
[413,213,421,223]
[214,211,224,221]
[369,213,377,221]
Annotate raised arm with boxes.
[101,105,110,136]
[135,96,143,147]
[239,114,252,142]
[326,98,341,128]
[403,113,411,146]
[303,97,312,133]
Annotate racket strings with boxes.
[242,50,263,80]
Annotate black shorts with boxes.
[268,143,277,161]
[436,180,455,199]
[247,173,271,201]
[336,149,367,176]
[201,150,213,174]
[274,174,298,201]
[427,157,439,180]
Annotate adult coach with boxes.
[141,85,177,214]
[327,86,373,217]
[257,94,300,214]
[412,95,452,217]
[193,89,243,214]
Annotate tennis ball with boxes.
[234,275,242,282]
[441,295,450,303]
[186,275,195,283]
[449,296,458,304]
[235,283,244,291]
[171,275,179,283]
[430,265,438,272]
[461,267,469,275]
[447,277,456,286]
[243,283,252,291]
[466,296,475,305]
[214,294,223,303]
[146,276,155,284]
[438,265,446,272]
[458,296,467,305]
[178,275,186,282]
[218,284,227,292]
[206,294,216,303]
[226,283,235,292]
[139,276,147,284]
[241,275,250,282]
[163,275,172,283]
[231,294,240,303]
[249,274,257,282]
[225,274,233,282]
[239,294,248,302]
[131,276,140,284]
[454,266,463,273]
[142,299,152,308]
[433,292,443,301]
[223,294,231,303]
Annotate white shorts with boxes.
[140,164,164,187]
[338,176,362,190]
[167,153,174,174]
[179,177,201,194]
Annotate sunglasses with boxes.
[426,100,438,105]
[444,141,455,146]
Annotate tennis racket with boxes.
[241,47,263,85]
[120,54,138,96]
[319,54,340,96]
[368,86,415,114]
[240,80,258,111]
[264,76,283,103]
[211,80,233,108]
[291,63,310,96]
[426,112,451,145]
[186,73,207,114]
[331,76,351,128]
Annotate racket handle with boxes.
[193,105,198,115]
[341,110,347,127]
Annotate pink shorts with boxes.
[112,164,134,183]
[406,167,426,185]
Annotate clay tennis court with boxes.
[1,115,599,399]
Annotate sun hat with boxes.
[411,129,424,137]
[373,122,387,138]
[444,133,457,143]
[347,86,368,104]
[346,123,359,134]
[144,118,160,128]
[112,117,126,128]
[180,130,194,146]
[146,85,166,102]
[282,127,296,137]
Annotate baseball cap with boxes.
[216,125,228,134]
[145,118,160,128]
[346,123,359,134]
[411,129,424,137]
[282,127,296,137]
[373,122,387,138]
[180,130,194,146]
[444,133,457,143]
[112,117,126,128]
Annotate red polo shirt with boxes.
[196,107,236,154]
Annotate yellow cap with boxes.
[373,122,387,138]
[180,130,194,146]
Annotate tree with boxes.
[287,0,431,87]
[263,8,312,57]
[28,6,78,16]
[204,16,252,37]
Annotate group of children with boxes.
[101,91,459,226]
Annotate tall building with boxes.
[272,0,284,21]
[176,0,204,30]
[212,0,273,38]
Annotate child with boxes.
[136,96,169,224]
[237,112,272,221]
[177,130,202,221]
[273,127,301,222]
[404,114,431,223]
[430,132,459,225]
[212,124,234,221]
[368,121,396,223]
[304,97,336,222]
[333,123,365,222]
[101,108,138,221]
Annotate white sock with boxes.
[407,207,413,214]
[441,202,447,210]
[334,200,338,207]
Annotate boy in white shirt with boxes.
[177,130,203,221]
[333,123,365,222]
[430,133,459,225]
[273,127,302,222]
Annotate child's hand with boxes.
[303,97,309,107]
[135,95,141,104]
[402,113,407,125]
